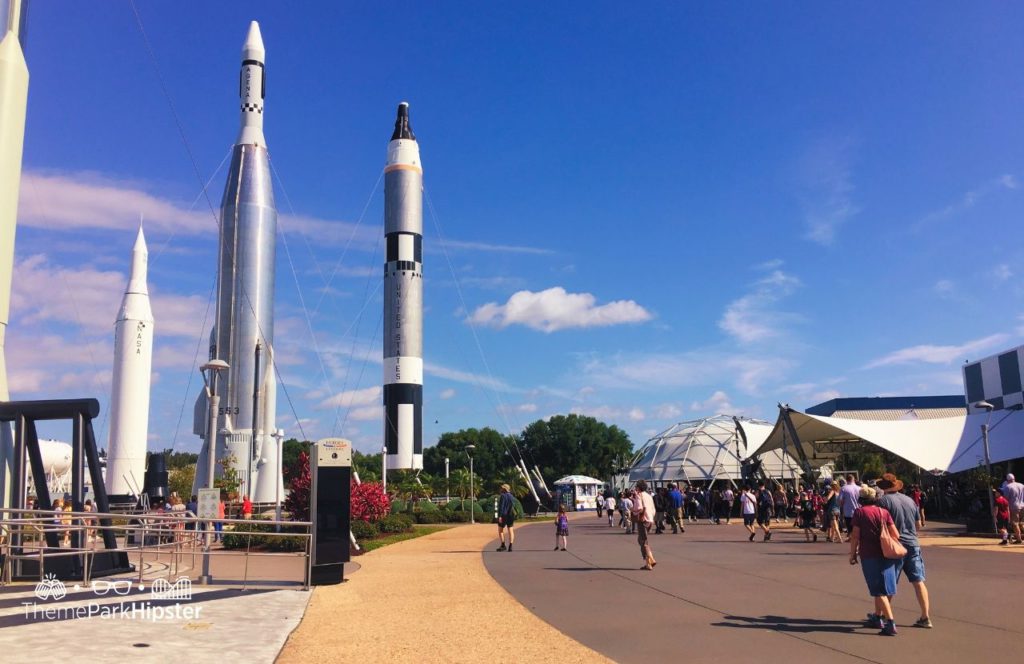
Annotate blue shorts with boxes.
[897,546,926,583]
[860,557,899,597]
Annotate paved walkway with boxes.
[277,523,610,663]
[485,514,1024,663]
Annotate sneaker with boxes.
[1000,540,1009,546]
[879,621,898,636]
[913,617,933,629]
[560,548,566,551]
[507,545,513,551]
[554,546,560,551]
[865,613,883,629]
[813,533,818,542]
[496,544,506,551]
[749,532,755,542]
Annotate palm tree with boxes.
[494,467,530,499]
[450,468,471,499]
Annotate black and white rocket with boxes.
[383,103,423,470]
[193,21,282,502]
[106,227,154,497]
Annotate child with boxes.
[554,505,569,551]
[799,491,818,542]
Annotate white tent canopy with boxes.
[627,415,801,484]
[747,407,1024,474]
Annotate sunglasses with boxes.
[91,580,134,596]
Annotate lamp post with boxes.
[975,401,998,533]
[199,359,229,585]
[465,445,476,524]
[445,457,450,504]
[272,428,284,530]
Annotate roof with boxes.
[553,475,604,486]
[627,414,802,483]
[806,396,966,416]
[747,408,1024,474]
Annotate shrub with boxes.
[416,499,438,512]
[352,482,390,522]
[390,499,408,514]
[220,521,306,552]
[445,511,472,523]
[415,511,445,524]
[378,514,414,533]
[351,520,379,539]
[443,498,462,511]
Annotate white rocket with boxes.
[0,0,29,509]
[105,227,154,496]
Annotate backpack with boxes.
[758,490,773,509]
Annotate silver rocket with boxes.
[106,227,154,497]
[383,102,423,470]
[193,21,282,503]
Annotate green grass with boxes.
[360,525,449,552]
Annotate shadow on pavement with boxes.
[543,567,644,572]
[714,614,867,635]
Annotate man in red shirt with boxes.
[994,488,1011,545]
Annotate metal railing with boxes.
[0,507,313,590]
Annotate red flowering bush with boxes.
[284,451,312,521]
[351,482,390,522]
[283,452,389,523]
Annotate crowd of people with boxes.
[573,470,1024,637]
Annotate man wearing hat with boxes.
[877,473,932,629]
[1000,474,1024,544]
[496,484,516,552]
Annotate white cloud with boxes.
[933,280,955,298]
[628,407,646,422]
[517,403,538,413]
[317,386,381,410]
[798,138,858,245]
[569,405,622,420]
[690,390,734,414]
[653,404,682,420]
[719,270,801,344]
[348,405,384,421]
[755,259,784,271]
[468,287,652,333]
[582,350,792,396]
[439,388,456,400]
[916,174,1019,231]
[864,333,1010,369]
[990,264,1013,283]
[11,253,207,338]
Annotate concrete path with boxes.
[277,523,611,663]
[485,514,1024,664]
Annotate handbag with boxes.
[879,523,907,560]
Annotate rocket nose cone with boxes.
[134,226,148,253]
[391,102,415,141]
[243,20,265,61]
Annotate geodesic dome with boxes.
[627,414,801,485]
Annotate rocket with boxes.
[0,0,29,509]
[383,102,424,470]
[193,21,282,503]
[105,227,154,497]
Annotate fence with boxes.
[0,507,313,590]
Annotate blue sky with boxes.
[12,2,1024,454]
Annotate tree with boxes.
[168,464,196,500]
[449,468,471,499]
[281,439,310,480]
[491,467,530,499]
[423,427,516,483]
[215,453,242,499]
[162,449,199,470]
[518,414,633,486]
[353,449,383,482]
